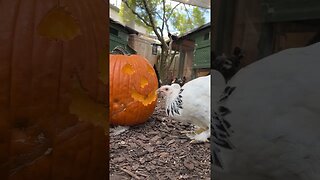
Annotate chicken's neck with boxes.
[165,88,184,117]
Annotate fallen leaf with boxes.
[150,135,160,142]
[132,164,139,171]
[143,144,154,153]
[110,174,128,180]
[147,131,159,135]
[110,126,129,136]
[167,139,175,145]
[128,142,137,148]
[139,158,146,164]
[113,156,125,163]
[183,159,194,170]
[158,152,170,158]
[137,134,148,141]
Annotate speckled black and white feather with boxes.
[211,95,235,169]
[166,89,184,117]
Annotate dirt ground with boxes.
[109,100,211,180]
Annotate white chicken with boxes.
[157,71,225,143]
[212,42,320,180]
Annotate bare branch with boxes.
[156,27,163,37]
[167,2,182,20]
[183,4,192,20]
[161,0,166,33]
[163,2,182,36]
[155,12,163,21]
[164,16,170,36]
[149,5,158,14]
[141,0,158,31]
[155,14,164,37]
[166,35,177,71]
[141,0,168,49]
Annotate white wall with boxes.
[128,34,158,66]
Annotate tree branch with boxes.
[123,0,152,27]
[163,2,182,36]
[161,0,166,33]
[155,12,163,21]
[141,0,168,49]
[167,2,181,20]
[164,16,170,36]
[165,35,176,71]
[155,12,164,37]
[156,26,163,37]
[183,4,191,20]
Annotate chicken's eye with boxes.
[165,88,168,91]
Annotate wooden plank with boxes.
[170,0,210,9]
[263,0,320,22]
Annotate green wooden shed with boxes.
[171,22,211,79]
[191,24,211,69]
[110,18,138,53]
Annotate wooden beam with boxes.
[171,39,195,51]
[170,0,210,9]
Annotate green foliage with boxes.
[119,0,207,35]
[171,6,207,35]
[119,0,152,33]
[192,7,206,28]
[119,0,133,25]
[117,0,209,83]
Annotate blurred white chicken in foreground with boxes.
[157,71,225,143]
[212,42,320,180]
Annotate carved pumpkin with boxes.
[110,53,158,126]
[0,0,107,179]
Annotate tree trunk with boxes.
[158,46,170,85]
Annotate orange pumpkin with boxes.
[109,54,158,126]
[0,0,107,179]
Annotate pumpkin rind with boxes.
[110,54,158,126]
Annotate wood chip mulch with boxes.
[110,100,211,180]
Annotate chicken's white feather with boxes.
[158,73,220,142]
[213,42,320,180]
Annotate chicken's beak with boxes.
[156,88,165,99]
[157,88,166,97]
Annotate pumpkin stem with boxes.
[111,46,131,55]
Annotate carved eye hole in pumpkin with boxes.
[140,76,148,88]
[37,6,82,41]
[122,63,135,75]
